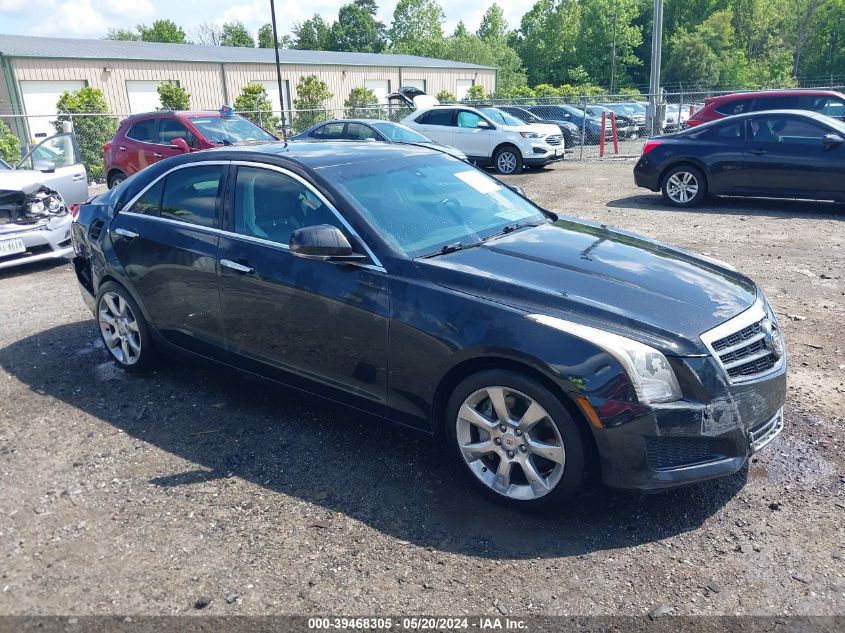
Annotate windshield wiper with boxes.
[423,241,482,258]
[481,219,548,244]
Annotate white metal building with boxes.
[0,34,496,138]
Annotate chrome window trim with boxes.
[118,159,386,273]
[699,298,785,384]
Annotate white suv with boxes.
[401,105,564,175]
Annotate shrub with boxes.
[465,84,486,101]
[344,87,379,118]
[292,75,333,133]
[435,90,456,103]
[54,87,117,183]
[234,83,279,132]
[157,82,190,111]
[0,120,22,165]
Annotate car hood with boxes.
[0,170,52,191]
[414,218,757,356]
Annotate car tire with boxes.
[95,281,156,373]
[108,171,127,189]
[661,165,707,207]
[493,146,523,175]
[445,369,586,510]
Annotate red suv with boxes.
[104,110,277,188]
[687,89,845,127]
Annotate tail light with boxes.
[103,142,111,154]
[641,140,662,155]
[69,203,81,219]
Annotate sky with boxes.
[0,0,527,40]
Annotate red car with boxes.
[103,110,277,188]
[687,89,845,127]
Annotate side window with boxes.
[157,118,197,148]
[160,165,223,228]
[714,98,751,116]
[752,95,800,111]
[233,167,342,246]
[417,109,453,126]
[457,111,483,128]
[808,96,845,118]
[346,123,378,140]
[19,134,78,170]
[750,117,827,144]
[131,178,164,216]
[715,121,744,140]
[311,123,345,139]
[126,119,156,143]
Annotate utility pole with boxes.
[610,2,618,95]
[270,0,287,142]
[648,0,663,135]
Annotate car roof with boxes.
[706,89,844,103]
[683,109,835,130]
[124,110,238,120]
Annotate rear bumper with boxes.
[590,356,787,492]
[0,215,73,271]
[633,156,661,191]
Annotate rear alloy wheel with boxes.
[108,172,126,189]
[661,165,707,207]
[96,282,155,372]
[494,147,523,175]
[446,370,585,509]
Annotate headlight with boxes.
[526,314,683,404]
[519,131,543,138]
[26,191,66,219]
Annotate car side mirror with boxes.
[33,160,55,173]
[476,120,492,129]
[822,133,843,150]
[289,225,366,260]
[170,138,190,153]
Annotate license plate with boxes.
[554,149,563,156]
[0,237,25,257]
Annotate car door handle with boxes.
[750,149,767,155]
[118,146,126,151]
[72,173,85,181]
[153,153,163,158]
[220,259,254,274]
[114,228,139,239]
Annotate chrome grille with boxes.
[700,300,784,384]
[545,134,563,146]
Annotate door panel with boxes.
[218,165,389,408]
[18,133,88,204]
[694,119,751,193]
[109,165,226,359]
[452,110,492,159]
[123,118,160,175]
[414,109,454,145]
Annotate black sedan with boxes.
[72,143,786,508]
[291,118,467,161]
[634,109,845,207]
[496,105,581,148]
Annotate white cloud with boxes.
[104,0,155,18]
[58,0,107,34]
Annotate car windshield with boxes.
[188,115,276,144]
[371,122,432,143]
[479,107,525,126]
[329,153,547,257]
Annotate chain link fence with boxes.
[3,84,843,182]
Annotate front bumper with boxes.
[0,214,73,271]
[589,354,787,492]
[523,146,565,166]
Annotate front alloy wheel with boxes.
[494,147,523,175]
[446,371,585,508]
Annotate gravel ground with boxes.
[0,160,843,617]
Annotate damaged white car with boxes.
[0,133,88,270]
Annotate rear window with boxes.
[714,98,752,116]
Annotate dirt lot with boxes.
[0,160,843,617]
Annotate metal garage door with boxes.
[456,80,473,100]
[255,80,290,113]
[364,80,390,104]
[19,80,86,140]
[126,80,165,115]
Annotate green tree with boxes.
[53,87,116,183]
[0,120,21,165]
[465,84,486,101]
[257,23,276,48]
[330,2,386,52]
[157,82,190,110]
[105,28,139,41]
[344,87,379,117]
[477,3,508,42]
[389,0,446,47]
[293,75,333,132]
[441,31,528,94]
[138,19,186,43]
[221,21,255,47]
[513,0,582,86]
[234,84,279,131]
[576,0,642,89]
[293,14,332,50]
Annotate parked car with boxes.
[1,132,87,270]
[686,89,845,127]
[387,85,440,110]
[497,105,581,148]
[72,142,786,508]
[596,102,644,137]
[291,119,467,160]
[104,110,277,189]
[620,102,649,133]
[401,105,563,174]
[662,104,686,133]
[525,105,612,145]
[579,105,639,138]
[634,110,845,207]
